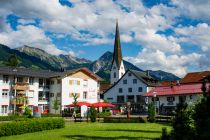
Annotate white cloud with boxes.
[175,23,210,52]
[172,0,210,21]
[124,48,205,77]
[0,24,65,55]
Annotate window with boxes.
[114,72,116,78]
[57,79,61,84]
[123,80,127,84]
[50,93,54,97]
[17,77,23,82]
[38,91,43,101]
[119,88,123,93]
[39,79,44,88]
[138,87,143,92]
[83,80,88,87]
[69,80,80,85]
[28,90,34,98]
[133,79,137,84]
[83,92,87,99]
[1,105,8,113]
[50,80,54,85]
[107,97,113,100]
[29,77,34,85]
[117,96,124,103]
[179,96,186,102]
[45,79,50,89]
[127,95,134,102]
[167,96,175,102]
[190,95,193,100]
[128,73,132,76]
[136,95,144,103]
[3,75,9,83]
[2,89,8,97]
[128,88,132,93]
[57,93,61,97]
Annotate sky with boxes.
[0,0,210,77]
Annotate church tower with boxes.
[110,21,125,84]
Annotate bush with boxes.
[90,107,97,122]
[97,112,111,118]
[41,113,62,117]
[0,115,25,121]
[23,107,32,118]
[0,118,65,137]
[104,117,147,123]
[148,103,156,122]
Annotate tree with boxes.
[193,77,210,139]
[170,97,194,140]
[148,103,155,122]
[72,93,78,117]
[4,54,20,67]
[23,106,32,118]
[90,107,97,122]
[53,96,60,114]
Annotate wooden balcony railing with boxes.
[12,82,29,90]
[10,97,29,105]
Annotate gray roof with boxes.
[0,66,102,80]
[129,70,157,87]
[0,66,60,78]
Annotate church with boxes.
[103,21,157,114]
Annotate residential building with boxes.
[104,69,157,114]
[0,66,101,116]
[181,71,210,84]
[144,83,208,115]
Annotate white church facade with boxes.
[104,21,157,114]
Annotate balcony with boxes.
[10,97,29,105]
[12,82,29,90]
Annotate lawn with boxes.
[0,122,171,140]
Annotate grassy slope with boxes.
[0,122,171,140]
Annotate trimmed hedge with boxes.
[41,113,62,117]
[0,118,65,137]
[97,112,111,118]
[104,117,147,123]
[0,115,25,121]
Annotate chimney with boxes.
[146,70,150,77]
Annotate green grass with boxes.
[0,122,171,140]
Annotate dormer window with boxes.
[114,72,116,78]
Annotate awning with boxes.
[67,101,92,107]
[91,102,115,107]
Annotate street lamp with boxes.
[153,92,157,116]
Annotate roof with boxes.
[181,71,210,84]
[0,66,59,78]
[129,70,157,87]
[104,69,157,95]
[112,20,123,69]
[144,83,206,97]
[0,66,102,81]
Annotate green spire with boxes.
[112,20,122,69]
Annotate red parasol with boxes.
[67,101,92,107]
[91,102,115,107]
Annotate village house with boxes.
[0,66,101,116]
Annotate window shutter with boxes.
[69,93,72,97]
[69,80,72,85]
[77,93,80,98]
[77,80,80,85]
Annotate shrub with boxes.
[0,115,25,121]
[41,113,62,117]
[90,107,97,122]
[148,103,156,122]
[0,118,65,137]
[23,107,32,118]
[97,112,111,118]
[104,117,147,123]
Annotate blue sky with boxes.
[0,0,210,77]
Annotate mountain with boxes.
[0,44,180,81]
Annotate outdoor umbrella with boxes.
[68,101,92,107]
[91,102,115,107]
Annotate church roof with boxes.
[112,21,123,69]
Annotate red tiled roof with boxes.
[144,83,207,97]
[181,71,210,84]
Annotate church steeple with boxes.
[110,20,125,84]
[112,20,123,69]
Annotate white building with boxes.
[0,66,101,116]
[144,83,207,115]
